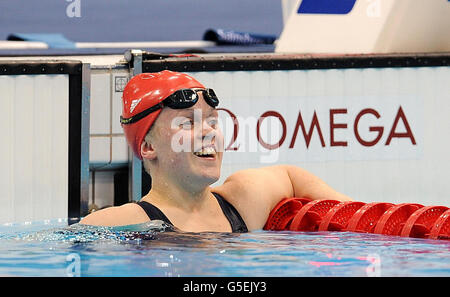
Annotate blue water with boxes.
[1,219,449,277]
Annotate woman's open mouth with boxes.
[193,146,217,159]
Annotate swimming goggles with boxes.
[120,88,219,125]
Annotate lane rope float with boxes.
[400,206,449,238]
[263,198,307,231]
[289,200,340,231]
[318,201,366,231]
[429,209,450,240]
[373,203,423,236]
[263,198,450,240]
[346,202,395,233]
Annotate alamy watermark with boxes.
[365,253,381,277]
[169,109,281,164]
[66,253,81,277]
[66,0,81,18]
[366,0,381,18]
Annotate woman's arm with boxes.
[283,164,353,202]
[214,164,352,230]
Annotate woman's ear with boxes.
[141,139,157,161]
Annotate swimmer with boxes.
[80,71,352,232]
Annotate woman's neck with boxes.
[142,177,213,212]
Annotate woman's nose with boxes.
[197,119,214,139]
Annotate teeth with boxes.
[194,147,216,156]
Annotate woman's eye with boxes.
[181,120,193,129]
[208,118,218,128]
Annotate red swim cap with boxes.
[121,70,205,160]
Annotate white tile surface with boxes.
[0,75,68,224]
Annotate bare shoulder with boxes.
[212,165,294,230]
[215,165,293,200]
[79,202,150,227]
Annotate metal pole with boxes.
[128,50,143,202]
[80,63,91,217]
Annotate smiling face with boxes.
[142,92,224,189]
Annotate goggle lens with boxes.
[120,88,219,125]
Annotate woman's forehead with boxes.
[177,106,218,117]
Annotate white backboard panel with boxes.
[276,0,450,54]
[189,66,450,205]
[0,74,69,223]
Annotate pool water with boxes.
[1,219,449,277]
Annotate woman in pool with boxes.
[80,70,352,232]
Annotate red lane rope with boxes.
[318,201,366,231]
[263,197,311,231]
[373,203,423,236]
[346,203,395,233]
[429,209,450,240]
[264,198,450,240]
[289,200,340,231]
[400,206,449,238]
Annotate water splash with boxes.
[12,220,174,243]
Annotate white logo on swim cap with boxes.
[130,99,142,113]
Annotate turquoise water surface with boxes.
[0,219,449,277]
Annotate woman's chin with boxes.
[190,155,222,184]
[193,168,221,186]
[201,170,221,184]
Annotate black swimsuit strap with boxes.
[212,192,248,233]
[136,193,248,233]
[136,201,173,225]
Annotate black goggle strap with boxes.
[120,101,164,125]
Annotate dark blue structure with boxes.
[0,0,283,55]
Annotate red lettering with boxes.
[354,108,384,146]
[217,108,240,151]
[220,106,416,152]
[257,111,287,150]
[385,106,416,145]
[289,111,326,148]
[330,109,348,147]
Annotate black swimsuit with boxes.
[136,192,248,233]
